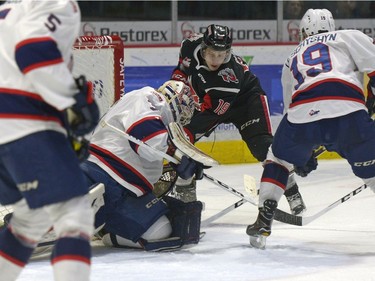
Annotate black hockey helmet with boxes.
[202,24,232,51]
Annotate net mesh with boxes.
[72,35,124,117]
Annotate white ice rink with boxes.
[18,159,375,281]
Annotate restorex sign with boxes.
[80,20,277,44]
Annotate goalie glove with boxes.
[167,122,219,167]
[173,155,204,180]
[294,154,318,177]
[66,75,100,137]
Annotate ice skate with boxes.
[246,199,277,249]
[284,183,306,215]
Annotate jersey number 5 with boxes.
[290,42,332,90]
[45,14,61,32]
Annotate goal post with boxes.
[73,35,125,117]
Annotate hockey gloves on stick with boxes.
[294,154,318,177]
[173,155,204,180]
[67,75,100,137]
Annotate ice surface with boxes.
[17,159,375,281]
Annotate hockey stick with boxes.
[201,173,258,226]
[101,120,218,167]
[201,198,246,227]
[274,184,368,226]
[242,147,369,226]
[101,120,272,218]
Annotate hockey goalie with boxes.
[2,80,217,254]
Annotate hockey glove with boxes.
[366,79,375,117]
[67,75,100,137]
[174,155,204,180]
[294,154,318,177]
[70,136,90,162]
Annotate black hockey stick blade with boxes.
[274,184,368,226]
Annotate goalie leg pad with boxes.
[125,197,202,252]
[163,196,203,245]
[138,236,184,252]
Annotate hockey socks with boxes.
[51,236,91,281]
[0,227,34,281]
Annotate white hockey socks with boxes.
[51,237,91,281]
[0,227,34,281]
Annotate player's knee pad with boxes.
[9,199,52,247]
[245,135,273,162]
[45,194,94,239]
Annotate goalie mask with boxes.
[158,80,196,126]
[299,9,335,40]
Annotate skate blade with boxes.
[249,235,267,250]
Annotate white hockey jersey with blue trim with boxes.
[87,86,175,197]
[0,0,81,144]
[282,29,375,124]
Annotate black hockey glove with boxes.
[70,136,90,162]
[294,154,318,177]
[366,95,375,117]
[366,80,375,117]
[67,75,100,137]
[174,155,204,180]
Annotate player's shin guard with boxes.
[51,236,91,281]
[0,227,34,281]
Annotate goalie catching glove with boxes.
[166,121,217,180]
[167,121,219,167]
[66,75,100,137]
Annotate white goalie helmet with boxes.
[158,80,197,126]
[299,9,335,40]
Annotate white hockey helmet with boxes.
[299,9,335,40]
[158,80,196,126]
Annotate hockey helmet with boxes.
[202,24,232,51]
[158,81,196,126]
[299,9,335,40]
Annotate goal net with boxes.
[73,35,124,117]
[0,35,124,225]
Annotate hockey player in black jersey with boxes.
[171,24,306,215]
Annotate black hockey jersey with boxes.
[172,34,265,116]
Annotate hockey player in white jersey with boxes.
[0,1,99,280]
[81,80,209,251]
[246,8,375,249]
